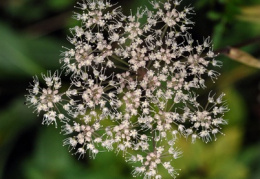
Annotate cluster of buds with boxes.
[26,0,228,178]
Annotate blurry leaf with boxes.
[23,127,89,179]
[224,2,241,19]
[207,11,222,20]
[240,5,260,16]
[218,0,224,3]
[0,97,36,178]
[195,0,212,9]
[223,87,247,126]
[226,48,260,69]
[0,23,64,79]
[0,24,44,77]
[213,127,243,157]
[217,64,258,91]
[23,126,129,179]
[175,126,248,179]
[237,5,260,24]
[240,143,260,165]
[24,37,64,70]
[212,19,226,48]
[47,0,74,10]
[6,0,46,22]
[237,15,260,24]
[240,144,260,179]
[91,152,130,179]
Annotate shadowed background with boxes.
[1,0,260,178]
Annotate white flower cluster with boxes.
[26,0,228,178]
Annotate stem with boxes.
[104,86,115,92]
[110,55,129,66]
[114,65,129,71]
[215,36,260,54]
[152,130,156,151]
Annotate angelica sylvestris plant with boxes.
[26,0,228,178]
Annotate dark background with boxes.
[1,0,260,178]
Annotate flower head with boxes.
[26,0,228,178]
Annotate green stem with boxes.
[111,55,129,66]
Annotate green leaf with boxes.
[212,19,226,48]
[47,0,74,11]
[23,127,88,179]
[23,126,130,179]
[24,37,64,70]
[207,11,222,20]
[223,87,247,126]
[0,98,36,178]
[175,127,248,179]
[240,5,260,16]
[0,24,44,78]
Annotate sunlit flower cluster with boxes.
[26,0,228,178]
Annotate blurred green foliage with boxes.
[1,0,260,178]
